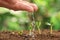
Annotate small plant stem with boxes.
[29,24,32,35]
[29,29,32,35]
[36,21,41,34]
[38,27,41,34]
[50,25,52,34]
[46,22,52,34]
[31,12,35,37]
[28,12,35,37]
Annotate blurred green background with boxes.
[0,0,60,31]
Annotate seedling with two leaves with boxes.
[46,22,53,34]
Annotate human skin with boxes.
[0,0,38,12]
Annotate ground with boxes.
[0,30,60,40]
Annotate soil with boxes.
[0,29,60,40]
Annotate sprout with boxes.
[18,30,23,35]
[28,12,35,37]
[50,25,53,34]
[46,22,53,34]
[29,22,35,36]
[36,21,41,34]
[29,23,32,36]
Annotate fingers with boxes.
[30,3,38,11]
[14,2,34,12]
[22,1,38,12]
[0,0,38,12]
[15,1,38,12]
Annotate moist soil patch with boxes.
[0,29,60,40]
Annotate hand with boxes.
[0,0,38,12]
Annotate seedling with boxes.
[29,23,32,36]
[46,22,52,34]
[18,30,23,35]
[29,19,35,37]
[36,21,41,34]
[31,12,36,37]
[31,21,35,37]
[50,25,52,34]
[28,12,35,37]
